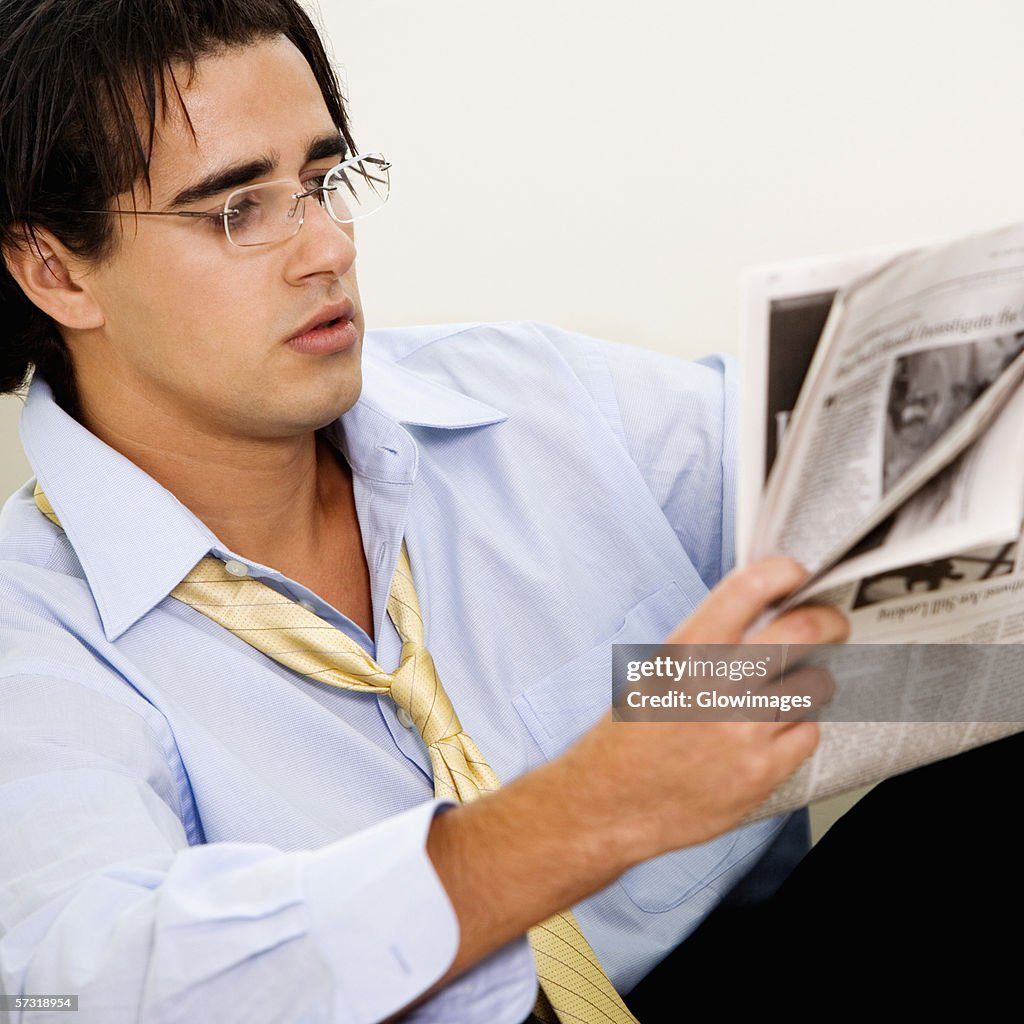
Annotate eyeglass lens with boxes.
[223,154,390,247]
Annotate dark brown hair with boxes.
[0,0,356,413]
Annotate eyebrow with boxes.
[168,132,347,208]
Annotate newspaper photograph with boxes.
[798,376,1024,606]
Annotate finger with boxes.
[747,604,850,647]
[669,558,809,644]
[772,666,835,722]
[768,720,821,775]
[696,667,833,724]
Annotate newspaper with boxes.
[738,223,1024,821]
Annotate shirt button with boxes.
[223,559,249,577]
[396,707,416,730]
[298,600,316,613]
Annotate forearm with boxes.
[422,718,818,995]
[425,732,635,985]
[421,561,849,996]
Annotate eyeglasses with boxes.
[75,152,391,248]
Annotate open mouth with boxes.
[286,311,358,354]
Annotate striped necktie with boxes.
[35,485,638,1024]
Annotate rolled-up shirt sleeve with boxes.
[0,673,537,1024]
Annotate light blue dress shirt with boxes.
[0,321,790,1023]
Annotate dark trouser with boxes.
[527,730,1024,1022]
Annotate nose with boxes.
[285,192,357,283]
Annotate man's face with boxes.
[69,35,365,443]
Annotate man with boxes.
[0,0,916,1020]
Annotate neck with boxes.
[71,371,375,636]
[80,404,356,573]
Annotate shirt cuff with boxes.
[299,799,537,1024]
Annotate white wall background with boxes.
[2,0,1023,495]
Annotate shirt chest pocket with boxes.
[511,579,762,914]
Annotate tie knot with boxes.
[388,640,462,746]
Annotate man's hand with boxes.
[423,557,847,995]
[572,556,847,866]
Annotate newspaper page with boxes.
[748,223,1024,580]
[739,226,1024,820]
[738,243,905,560]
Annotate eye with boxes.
[203,210,228,233]
[300,169,333,191]
[223,195,262,228]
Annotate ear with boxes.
[3,227,105,330]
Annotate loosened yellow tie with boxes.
[35,486,638,1024]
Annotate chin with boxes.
[308,377,364,431]
[253,359,362,437]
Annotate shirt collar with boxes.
[18,348,506,642]
[357,349,507,430]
